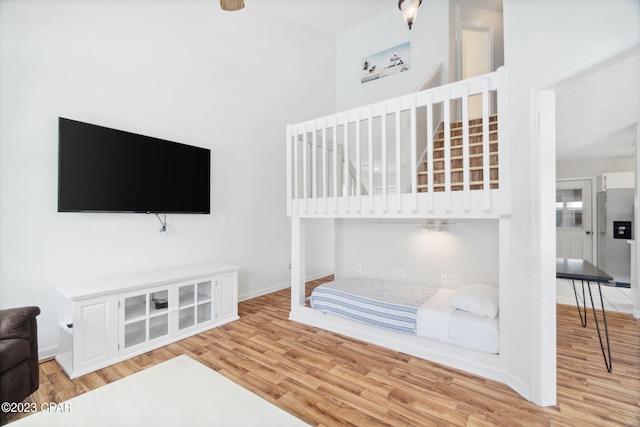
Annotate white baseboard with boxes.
[39,344,58,362]
[238,271,333,302]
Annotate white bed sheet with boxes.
[417,288,499,354]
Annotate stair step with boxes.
[418,165,498,175]
[424,152,497,162]
[430,140,499,153]
[435,128,498,142]
[416,179,499,189]
[448,114,498,129]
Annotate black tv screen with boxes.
[58,117,210,214]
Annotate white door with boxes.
[556,179,594,262]
[460,24,492,118]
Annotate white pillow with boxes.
[448,283,499,318]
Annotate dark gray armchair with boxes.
[0,307,41,412]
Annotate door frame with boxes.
[556,177,597,263]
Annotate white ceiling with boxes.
[555,46,639,163]
[249,0,392,35]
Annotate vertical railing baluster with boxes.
[368,109,374,213]
[302,125,308,213]
[381,103,388,213]
[332,120,338,213]
[395,102,402,213]
[462,84,471,212]
[312,122,317,213]
[426,93,434,212]
[343,115,350,214]
[443,88,452,212]
[356,112,362,213]
[482,78,491,212]
[410,97,417,212]
[322,121,328,213]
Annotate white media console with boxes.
[55,262,239,379]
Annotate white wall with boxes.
[503,0,640,405]
[0,0,336,356]
[336,0,450,111]
[335,219,499,287]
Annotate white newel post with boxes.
[290,217,306,311]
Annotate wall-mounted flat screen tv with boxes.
[58,117,210,214]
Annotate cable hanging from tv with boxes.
[155,213,168,234]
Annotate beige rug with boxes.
[13,355,310,426]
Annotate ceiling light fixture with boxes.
[220,0,244,12]
[398,0,422,30]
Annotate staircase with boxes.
[417,114,498,192]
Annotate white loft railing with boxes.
[286,67,511,219]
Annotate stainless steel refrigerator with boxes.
[597,188,634,285]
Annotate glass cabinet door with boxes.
[121,287,170,352]
[177,280,214,332]
[196,280,213,324]
[178,284,195,331]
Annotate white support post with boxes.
[533,89,557,406]
[497,66,511,214]
[290,217,306,311]
[293,125,299,215]
[286,124,292,216]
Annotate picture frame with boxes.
[361,42,410,83]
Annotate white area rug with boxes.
[13,355,310,427]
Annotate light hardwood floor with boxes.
[4,277,640,426]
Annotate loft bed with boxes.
[286,68,511,384]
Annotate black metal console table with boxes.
[556,257,614,372]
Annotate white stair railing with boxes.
[287,66,510,218]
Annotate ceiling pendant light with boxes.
[220,0,244,12]
[398,0,422,30]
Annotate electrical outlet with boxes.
[440,273,448,285]
[398,268,406,279]
[391,267,398,277]
[356,264,362,273]
[450,274,458,286]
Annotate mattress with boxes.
[310,277,499,354]
[309,276,439,334]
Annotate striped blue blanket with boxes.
[309,277,439,334]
